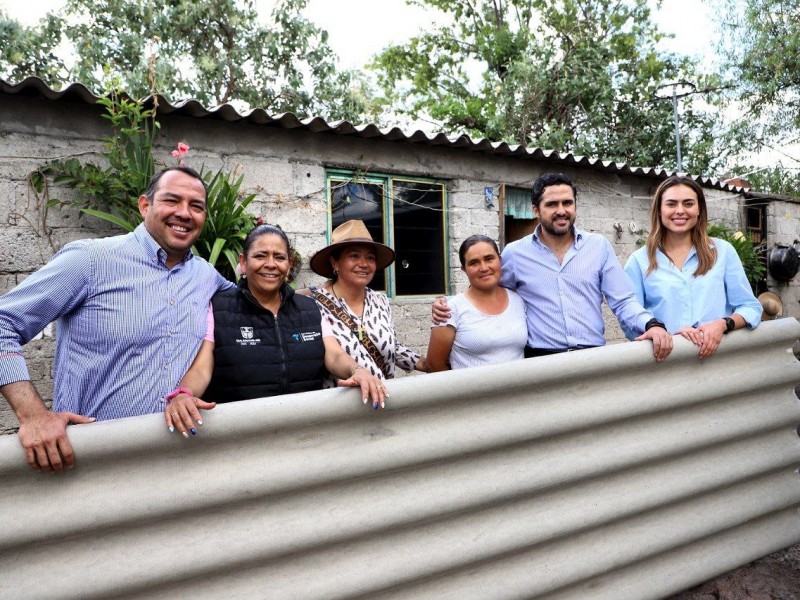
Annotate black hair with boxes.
[144,166,207,202]
[458,234,500,267]
[242,224,293,257]
[531,173,577,208]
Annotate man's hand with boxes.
[18,410,95,472]
[338,367,388,409]
[165,393,216,438]
[431,297,451,325]
[635,327,673,362]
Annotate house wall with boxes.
[766,200,800,320]
[0,93,747,432]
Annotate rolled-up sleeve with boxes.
[721,242,762,328]
[0,244,91,386]
[600,241,651,335]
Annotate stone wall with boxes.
[766,200,800,320]
[0,93,748,432]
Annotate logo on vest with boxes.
[292,331,321,342]
[236,326,260,346]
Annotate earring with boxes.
[333,269,338,276]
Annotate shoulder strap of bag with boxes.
[310,288,390,377]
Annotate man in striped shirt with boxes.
[434,173,672,361]
[0,166,233,472]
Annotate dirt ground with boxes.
[667,544,800,600]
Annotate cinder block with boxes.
[236,158,294,196]
[292,163,326,199]
[0,228,56,272]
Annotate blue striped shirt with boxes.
[500,226,652,349]
[0,224,233,421]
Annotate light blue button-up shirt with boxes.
[0,224,233,421]
[623,238,762,335]
[500,226,652,349]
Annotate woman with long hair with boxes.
[426,235,527,371]
[624,175,762,358]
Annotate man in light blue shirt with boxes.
[0,166,233,472]
[435,173,672,360]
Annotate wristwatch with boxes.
[723,316,736,334]
[644,318,666,331]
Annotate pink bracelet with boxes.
[165,386,192,404]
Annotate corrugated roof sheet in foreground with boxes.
[1,319,799,599]
[0,76,742,191]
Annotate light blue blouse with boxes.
[623,238,762,336]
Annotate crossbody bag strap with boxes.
[310,288,390,377]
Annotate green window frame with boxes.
[325,170,449,298]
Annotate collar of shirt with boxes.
[133,223,195,267]
[530,224,586,267]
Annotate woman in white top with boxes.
[426,235,527,371]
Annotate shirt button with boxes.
[169,299,175,305]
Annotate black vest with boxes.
[205,281,326,403]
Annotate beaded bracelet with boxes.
[165,386,192,404]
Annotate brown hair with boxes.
[646,176,716,276]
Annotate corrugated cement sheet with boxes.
[1,318,799,599]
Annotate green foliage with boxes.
[727,165,800,199]
[195,168,257,281]
[371,0,724,173]
[38,93,259,281]
[707,222,766,287]
[718,0,800,135]
[0,0,367,122]
[0,10,65,86]
[44,92,157,231]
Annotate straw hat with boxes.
[758,291,783,321]
[310,220,395,278]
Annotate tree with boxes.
[0,0,368,122]
[719,0,800,137]
[715,0,800,196]
[371,0,724,173]
[0,10,65,87]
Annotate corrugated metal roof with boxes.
[1,76,742,191]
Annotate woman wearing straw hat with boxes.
[302,220,428,383]
[624,175,762,358]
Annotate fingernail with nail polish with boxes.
[182,431,189,439]
[363,397,368,404]
[190,428,197,435]
[168,426,174,433]
[197,419,203,426]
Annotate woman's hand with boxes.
[694,319,728,358]
[165,393,216,438]
[677,326,703,347]
[338,367,388,409]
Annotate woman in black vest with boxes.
[164,225,387,438]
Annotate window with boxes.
[326,171,448,297]
[501,184,538,246]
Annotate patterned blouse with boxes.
[310,286,420,385]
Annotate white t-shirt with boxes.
[436,289,527,369]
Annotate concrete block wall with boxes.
[766,200,800,320]
[0,93,750,431]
